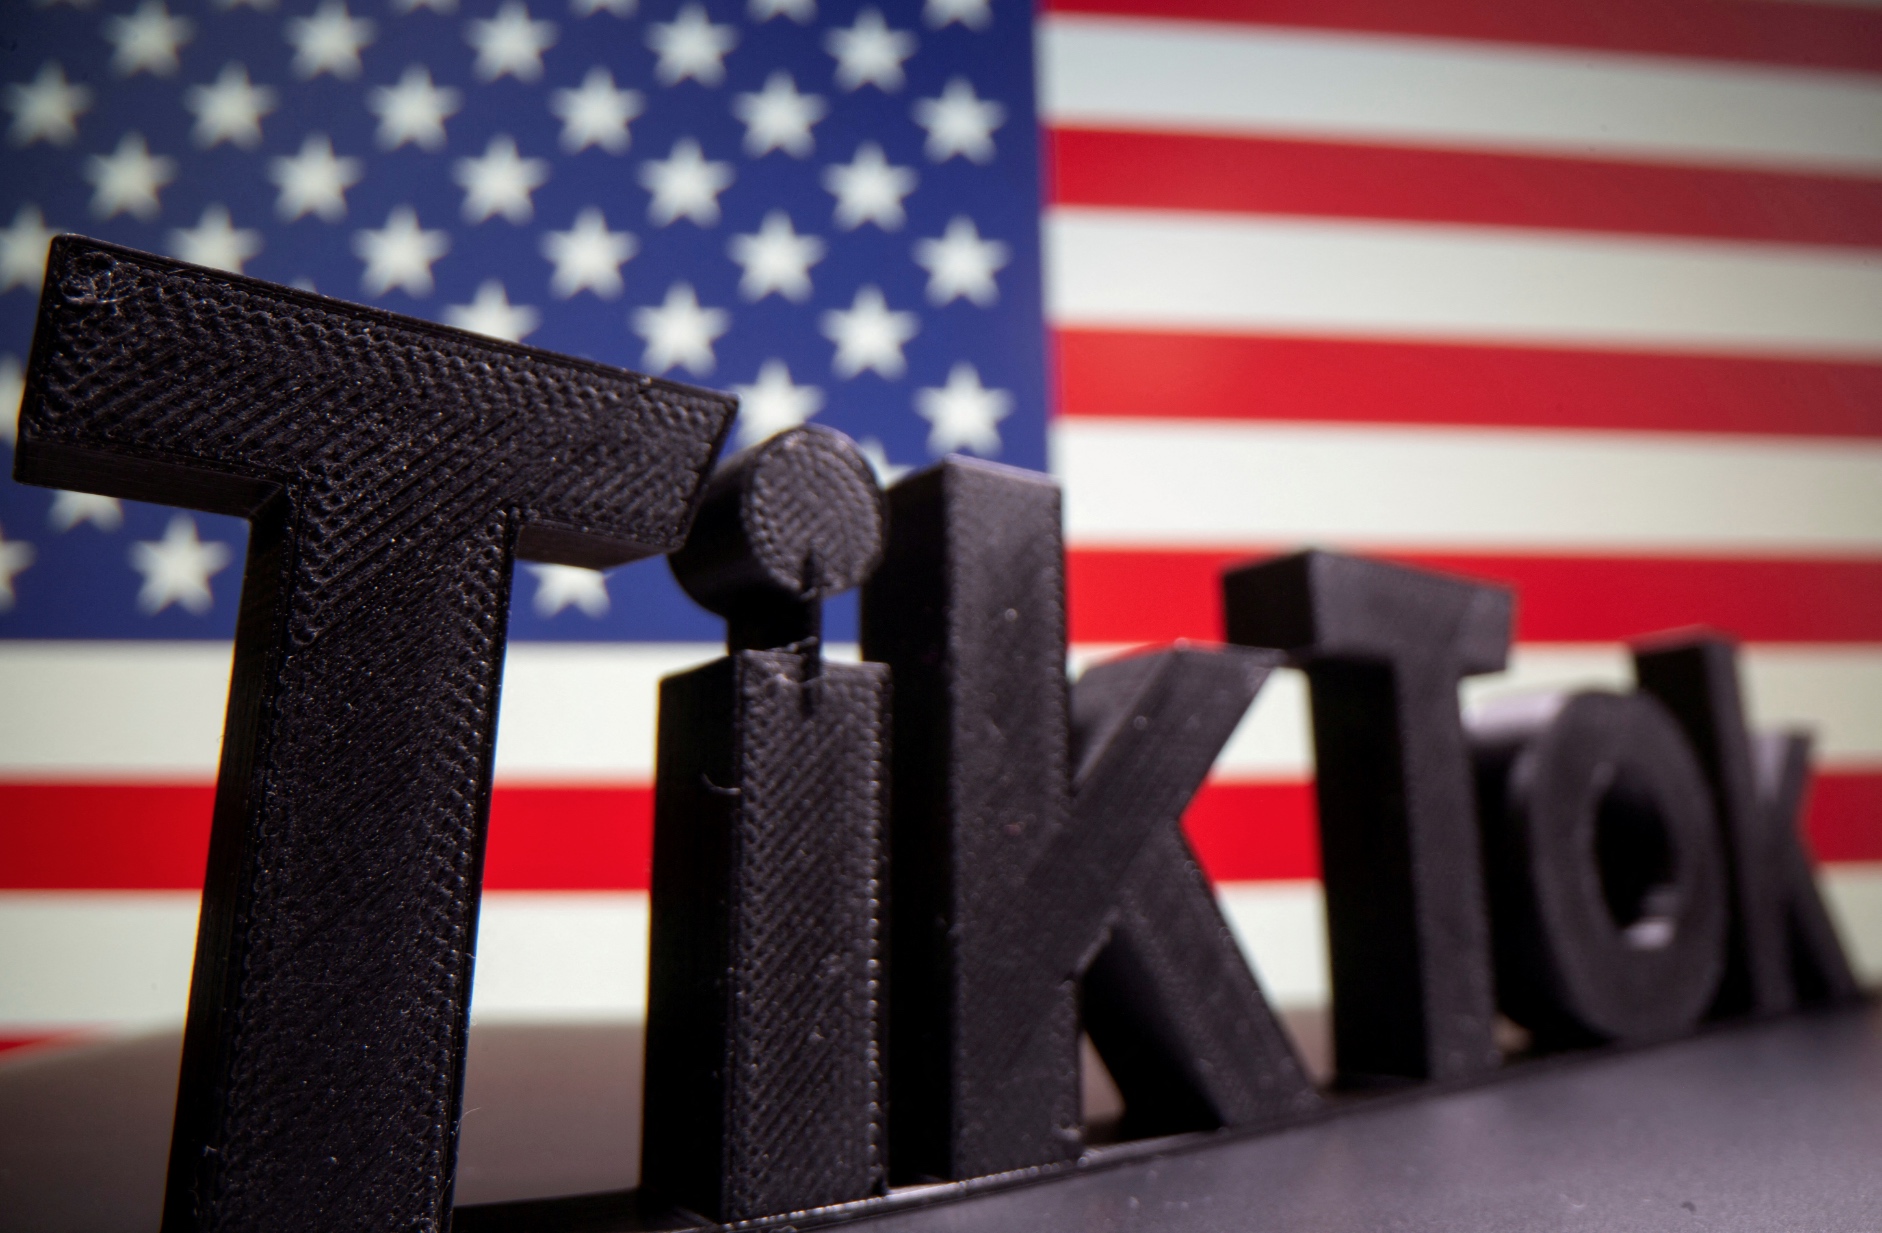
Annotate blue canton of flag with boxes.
[0,0,1048,643]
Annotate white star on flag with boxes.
[6,62,93,146]
[915,361,1009,455]
[913,215,1007,305]
[0,206,56,293]
[826,8,916,92]
[0,0,1036,643]
[285,0,375,80]
[129,515,232,615]
[646,3,738,87]
[912,77,1004,163]
[633,281,728,375]
[733,359,823,446]
[104,1,194,78]
[49,491,125,532]
[466,2,558,82]
[169,204,262,273]
[184,63,276,149]
[85,133,176,220]
[445,280,540,342]
[640,137,733,227]
[728,210,824,301]
[731,71,826,157]
[749,0,814,22]
[528,563,610,617]
[823,142,916,230]
[550,68,642,154]
[856,436,911,486]
[368,65,460,151]
[0,524,33,612]
[455,135,549,224]
[542,207,636,298]
[0,354,22,446]
[924,0,990,29]
[354,205,450,296]
[821,285,917,379]
[269,133,361,222]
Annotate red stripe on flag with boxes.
[480,785,654,891]
[1066,549,1882,645]
[1180,773,1882,880]
[1183,780,1322,880]
[0,783,656,891]
[1050,129,1882,248]
[1804,773,1882,865]
[1052,330,1882,439]
[4,774,1879,889]
[0,783,216,891]
[1042,0,1882,74]
[0,781,1317,886]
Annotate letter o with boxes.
[1470,691,1728,1047]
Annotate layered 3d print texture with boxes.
[11,240,1861,1232]
[646,427,890,1222]
[12,238,734,1231]
[861,459,1316,1182]
[1225,553,1514,1083]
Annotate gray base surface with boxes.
[2,1006,1877,1231]
[0,1022,649,1229]
[860,1004,1882,1233]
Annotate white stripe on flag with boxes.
[0,641,862,781]
[1218,880,1328,1005]
[7,642,1882,778]
[10,870,1882,1032]
[1109,645,1882,777]
[0,892,198,1030]
[1045,209,1882,359]
[0,642,237,781]
[489,643,721,782]
[0,891,652,1033]
[0,885,1331,1028]
[469,893,651,1023]
[1051,418,1882,554]
[1039,15,1882,176]
[1468,644,1882,771]
[0,642,716,782]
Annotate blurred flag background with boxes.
[3,0,1881,1053]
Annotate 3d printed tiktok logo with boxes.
[12,237,1857,1232]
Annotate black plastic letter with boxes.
[1632,634,1788,1015]
[1634,632,1857,1013]
[1223,551,1511,1082]
[1073,649,1321,1139]
[861,457,1076,1179]
[11,239,733,1231]
[1752,731,1861,1004]
[864,459,1315,1179]
[644,426,889,1221]
[1469,691,1729,1046]
[972,645,1318,1148]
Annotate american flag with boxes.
[2,0,1880,1053]
[0,0,1044,1047]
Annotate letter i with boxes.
[641,427,890,1222]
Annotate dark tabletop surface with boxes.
[4,1005,1878,1232]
